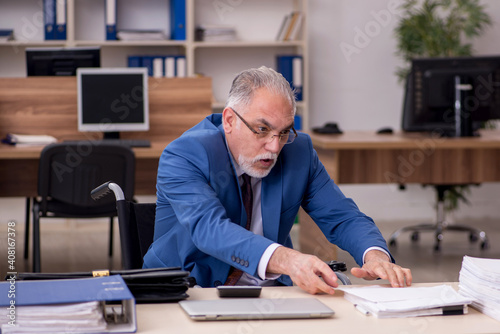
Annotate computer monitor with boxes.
[402,56,500,137]
[77,67,149,139]
[26,47,100,76]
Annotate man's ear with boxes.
[222,107,234,134]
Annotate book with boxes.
[0,275,136,333]
[338,284,472,318]
[459,256,500,321]
[2,134,57,146]
[276,12,304,41]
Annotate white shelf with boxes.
[74,40,187,47]
[0,0,309,129]
[192,40,305,48]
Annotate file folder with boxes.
[43,0,56,40]
[106,0,117,40]
[170,0,186,40]
[54,0,67,40]
[0,275,137,333]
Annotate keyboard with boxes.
[64,139,151,148]
[99,139,151,148]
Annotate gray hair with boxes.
[225,66,296,115]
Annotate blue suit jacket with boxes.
[143,114,391,287]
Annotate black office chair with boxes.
[29,142,135,272]
[388,184,489,251]
[91,181,155,270]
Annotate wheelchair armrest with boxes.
[91,181,125,201]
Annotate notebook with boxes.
[179,297,335,321]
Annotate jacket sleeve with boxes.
[300,136,393,266]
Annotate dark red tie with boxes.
[224,174,253,285]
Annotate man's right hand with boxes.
[267,246,338,295]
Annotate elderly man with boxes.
[143,66,412,294]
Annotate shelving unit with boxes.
[0,0,309,129]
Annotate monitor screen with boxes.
[77,67,149,138]
[26,47,100,76]
[402,56,500,137]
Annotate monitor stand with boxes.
[453,75,478,137]
[103,132,120,140]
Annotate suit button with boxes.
[235,257,240,263]
[214,280,222,287]
[244,261,249,267]
[231,256,236,262]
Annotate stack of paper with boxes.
[195,25,237,42]
[338,285,472,318]
[117,30,166,41]
[0,29,14,41]
[2,133,57,146]
[459,256,500,321]
[0,275,136,333]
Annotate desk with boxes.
[299,130,500,259]
[308,130,500,185]
[0,76,213,198]
[135,284,500,334]
[0,142,166,197]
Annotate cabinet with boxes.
[0,0,309,129]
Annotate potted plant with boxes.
[393,0,492,213]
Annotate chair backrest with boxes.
[38,142,135,214]
[117,201,156,269]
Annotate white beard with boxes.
[238,152,278,178]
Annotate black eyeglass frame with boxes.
[230,107,298,145]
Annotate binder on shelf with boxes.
[43,0,56,40]
[127,55,142,68]
[175,55,186,77]
[141,56,155,77]
[105,0,117,40]
[54,0,67,40]
[0,275,136,333]
[170,0,186,40]
[164,56,176,78]
[153,56,164,78]
[127,55,186,77]
[277,55,303,101]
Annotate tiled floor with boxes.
[0,217,498,285]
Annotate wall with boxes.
[1,0,500,224]
[308,0,500,222]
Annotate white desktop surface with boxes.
[135,283,500,334]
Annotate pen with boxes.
[354,304,370,316]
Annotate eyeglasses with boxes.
[231,108,297,145]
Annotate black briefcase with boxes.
[12,267,196,303]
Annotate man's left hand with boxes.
[350,250,412,287]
